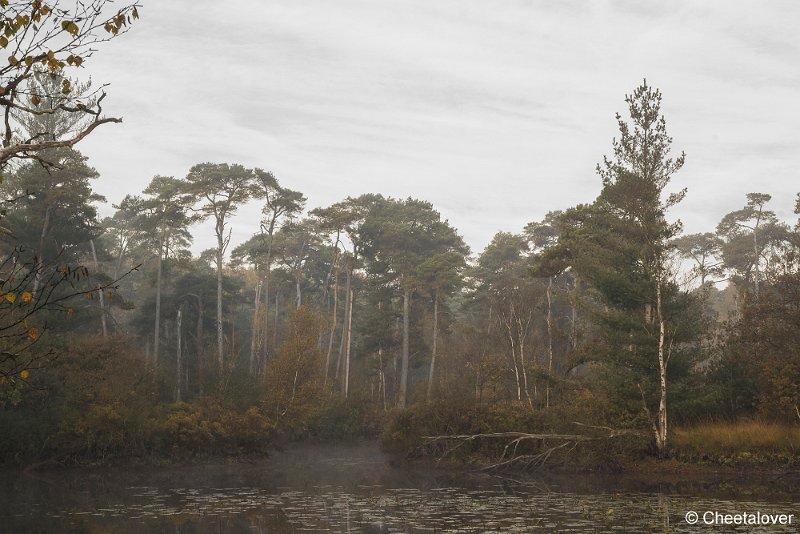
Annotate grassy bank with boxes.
[380,401,800,473]
[669,421,800,468]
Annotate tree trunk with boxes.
[89,239,107,338]
[336,264,352,382]
[249,279,262,375]
[502,307,522,402]
[399,287,411,409]
[517,314,533,408]
[545,276,554,408]
[195,294,204,393]
[154,236,164,367]
[510,340,521,402]
[216,234,224,371]
[343,287,353,398]
[230,307,236,360]
[114,236,128,281]
[426,290,439,402]
[175,307,182,403]
[261,248,273,359]
[570,277,578,352]
[335,305,345,380]
[273,287,280,349]
[32,205,51,296]
[324,251,340,384]
[753,224,760,297]
[379,346,387,411]
[655,275,668,454]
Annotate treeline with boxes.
[1,81,799,466]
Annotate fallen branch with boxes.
[420,424,643,471]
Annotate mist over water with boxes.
[2,442,797,533]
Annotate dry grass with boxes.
[672,421,800,454]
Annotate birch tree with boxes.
[591,81,689,454]
[0,1,140,169]
[476,232,536,405]
[539,81,700,454]
[526,212,565,408]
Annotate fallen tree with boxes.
[421,423,645,471]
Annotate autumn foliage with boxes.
[264,306,326,434]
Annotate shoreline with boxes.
[10,437,798,479]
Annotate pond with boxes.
[1,442,797,532]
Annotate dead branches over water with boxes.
[421,424,642,471]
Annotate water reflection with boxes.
[1,442,797,533]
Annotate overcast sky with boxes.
[79,0,800,256]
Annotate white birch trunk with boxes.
[399,287,411,409]
[176,307,183,402]
[154,237,164,367]
[32,205,51,296]
[655,275,668,454]
[426,290,439,402]
[90,239,107,338]
[343,287,353,398]
[325,252,340,384]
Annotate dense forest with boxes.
[1,3,798,470]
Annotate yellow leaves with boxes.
[0,291,35,303]
[19,370,29,380]
[67,307,74,317]
[61,20,79,37]
[28,327,39,340]
[29,1,50,19]
[104,10,134,35]
[66,54,83,67]
[30,94,40,106]
[0,14,29,41]
[0,36,7,48]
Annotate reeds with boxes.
[672,421,800,454]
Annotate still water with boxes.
[1,442,797,533]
